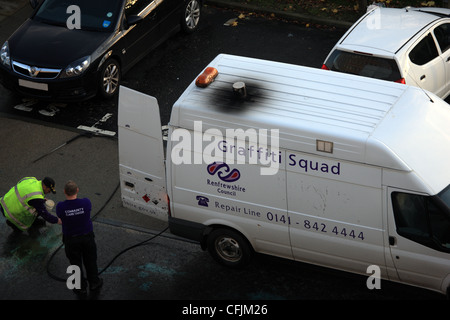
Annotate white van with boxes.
[118,54,450,296]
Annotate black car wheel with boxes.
[181,0,201,33]
[99,58,120,99]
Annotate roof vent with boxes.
[232,81,247,98]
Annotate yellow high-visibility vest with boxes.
[0,177,44,231]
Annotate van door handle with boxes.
[420,75,426,80]
[125,181,134,188]
[389,236,396,246]
[447,56,450,62]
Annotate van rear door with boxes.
[118,86,168,221]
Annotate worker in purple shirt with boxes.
[56,180,102,295]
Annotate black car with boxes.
[0,0,202,101]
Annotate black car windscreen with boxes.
[34,0,123,32]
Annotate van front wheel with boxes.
[207,228,252,268]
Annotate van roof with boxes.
[338,7,442,54]
[171,54,450,194]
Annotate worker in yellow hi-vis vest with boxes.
[1,177,61,232]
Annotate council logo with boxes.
[207,162,240,182]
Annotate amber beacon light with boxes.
[195,67,218,87]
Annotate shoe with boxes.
[90,278,103,291]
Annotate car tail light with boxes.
[321,64,329,70]
[395,78,406,84]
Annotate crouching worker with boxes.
[56,180,102,296]
[0,177,61,232]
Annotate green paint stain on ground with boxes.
[138,263,183,277]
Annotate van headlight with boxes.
[61,56,91,78]
[0,41,11,69]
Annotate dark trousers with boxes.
[63,232,101,288]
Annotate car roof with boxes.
[339,7,449,54]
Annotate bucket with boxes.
[45,199,55,211]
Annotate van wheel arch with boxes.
[204,226,253,268]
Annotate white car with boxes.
[322,7,450,99]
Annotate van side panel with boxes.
[286,151,386,275]
[168,134,293,259]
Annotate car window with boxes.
[34,0,122,31]
[433,23,450,54]
[125,0,153,16]
[324,50,402,82]
[409,33,439,66]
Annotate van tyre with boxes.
[207,228,252,268]
[99,58,120,99]
[181,0,201,33]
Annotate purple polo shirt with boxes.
[56,198,93,236]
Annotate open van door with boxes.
[118,86,168,221]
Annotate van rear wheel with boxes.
[207,228,252,268]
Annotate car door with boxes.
[157,0,183,33]
[407,32,446,98]
[432,22,450,99]
[120,0,162,72]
